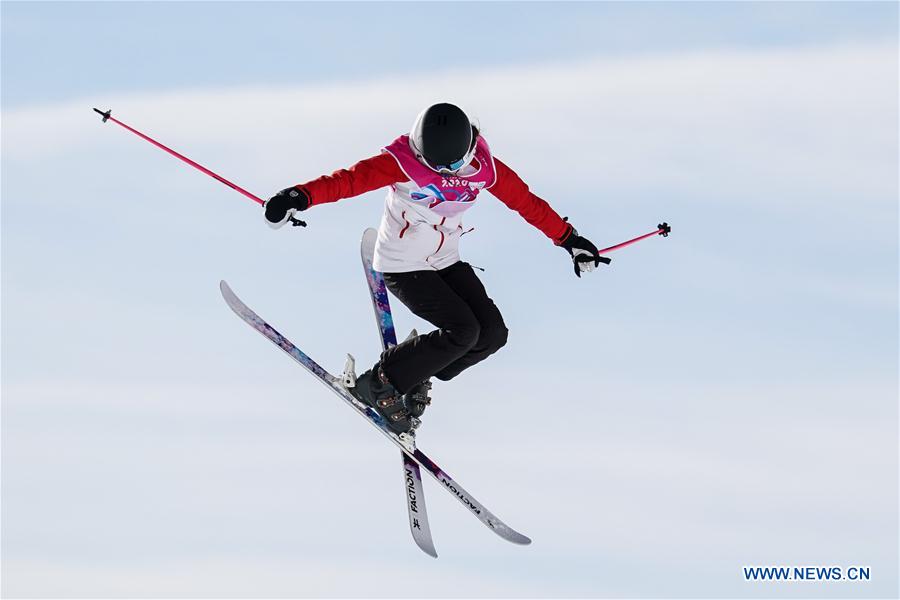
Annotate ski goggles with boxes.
[432,157,468,173]
[427,143,478,174]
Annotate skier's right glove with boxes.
[264,186,311,229]
[559,224,611,278]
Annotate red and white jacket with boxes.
[296,134,572,272]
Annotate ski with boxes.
[359,228,437,558]
[220,280,531,547]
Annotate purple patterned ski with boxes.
[360,228,437,558]
[360,229,397,346]
[220,280,531,548]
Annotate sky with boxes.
[2,2,898,599]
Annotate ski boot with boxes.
[403,379,433,418]
[350,362,416,434]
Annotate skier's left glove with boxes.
[560,225,610,278]
[264,186,311,229]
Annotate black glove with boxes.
[264,186,310,229]
[560,225,610,278]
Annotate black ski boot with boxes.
[403,379,433,418]
[351,363,414,434]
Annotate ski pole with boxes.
[599,222,671,254]
[92,108,306,227]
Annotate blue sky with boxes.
[2,2,898,598]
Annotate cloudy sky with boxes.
[2,2,897,598]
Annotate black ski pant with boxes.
[380,261,508,394]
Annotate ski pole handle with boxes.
[93,108,308,227]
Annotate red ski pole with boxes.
[93,108,306,227]
[599,222,671,254]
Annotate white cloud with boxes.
[3,41,896,210]
[3,377,896,597]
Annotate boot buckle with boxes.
[377,396,400,409]
[390,409,410,422]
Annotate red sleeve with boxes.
[489,157,572,244]
[297,153,406,207]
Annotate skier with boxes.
[264,103,607,433]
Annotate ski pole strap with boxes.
[289,216,308,227]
